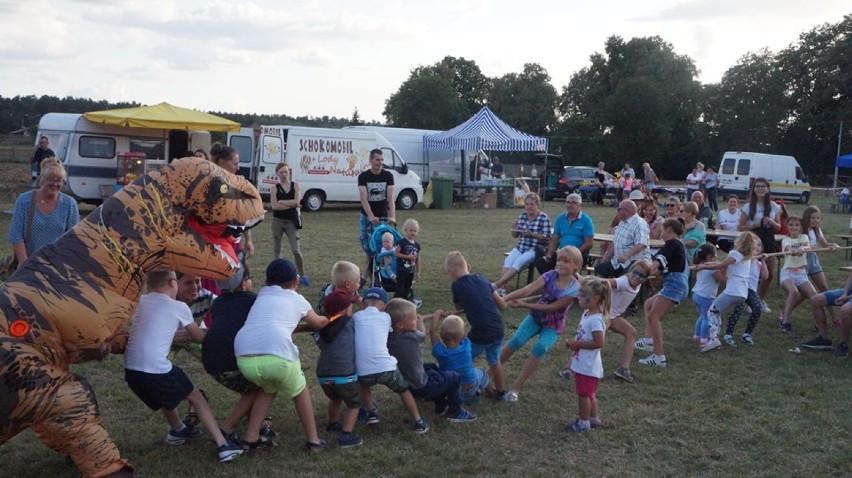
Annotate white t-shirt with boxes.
[717,208,743,231]
[686,173,702,188]
[724,250,751,298]
[807,228,821,248]
[748,259,762,292]
[782,234,809,270]
[234,285,312,361]
[570,311,605,378]
[693,269,720,300]
[353,306,398,376]
[611,275,640,317]
[125,292,193,374]
[740,202,781,228]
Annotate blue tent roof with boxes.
[837,153,852,168]
[423,106,548,152]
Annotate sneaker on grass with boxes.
[218,441,244,463]
[166,424,203,445]
[778,322,794,334]
[446,409,478,423]
[638,354,667,367]
[558,366,574,380]
[742,333,754,345]
[633,339,653,351]
[834,342,849,358]
[502,391,519,402]
[761,300,771,313]
[219,427,241,447]
[412,418,430,434]
[723,335,737,347]
[701,338,721,352]
[613,365,634,383]
[801,335,833,350]
[243,436,276,451]
[364,409,380,425]
[564,419,590,433]
[303,439,326,454]
[337,433,363,449]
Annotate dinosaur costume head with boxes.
[0,156,264,477]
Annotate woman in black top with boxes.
[270,162,310,286]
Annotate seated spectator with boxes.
[492,193,551,295]
[537,193,594,273]
[681,201,707,263]
[717,195,743,252]
[691,191,715,229]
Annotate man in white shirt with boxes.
[595,200,650,278]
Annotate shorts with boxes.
[573,372,599,399]
[645,181,656,191]
[823,289,845,306]
[505,315,560,360]
[470,339,503,365]
[806,252,822,275]
[237,355,306,398]
[318,377,363,409]
[659,270,689,304]
[125,366,194,411]
[210,370,259,395]
[780,267,810,287]
[358,369,409,394]
[461,366,490,402]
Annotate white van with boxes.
[717,151,811,203]
[36,113,211,203]
[229,125,423,211]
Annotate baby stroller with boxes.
[369,223,423,309]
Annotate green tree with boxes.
[414,56,490,116]
[383,74,466,129]
[488,63,558,137]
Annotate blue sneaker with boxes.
[300,275,312,287]
[564,419,590,433]
[446,409,478,423]
[166,424,202,445]
[218,441,244,462]
[337,433,363,449]
[412,418,430,434]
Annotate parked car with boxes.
[549,166,614,199]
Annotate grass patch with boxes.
[0,194,850,477]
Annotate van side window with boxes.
[230,136,253,165]
[736,159,750,176]
[79,136,116,159]
[721,158,736,175]
[795,166,806,181]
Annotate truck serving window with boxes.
[736,159,750,176]
[79,136,116,159]
[130,139,165,160]
[721,158,736,175]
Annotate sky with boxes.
[0,0,848,124]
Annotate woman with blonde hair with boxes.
[8,158,80,266]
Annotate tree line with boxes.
[384,15,851,184]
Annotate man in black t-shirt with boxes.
[31,135,55,184]
[594,162,607,205]
[358,149,395,274]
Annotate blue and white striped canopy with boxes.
[423,106,548,152]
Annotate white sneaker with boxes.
[761,301,771,313]
[633,338,653,351]
[638,354,667,367]
[496,288,508,297]
[701,338,721,352]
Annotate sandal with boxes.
[303,439,326,454]
[243,436,276,451]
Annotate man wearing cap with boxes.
[234,259,328,451]
[315,288,363,448]
[538,193,595,273]
[595,199,651,278]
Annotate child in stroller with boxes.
[370,223,423,309]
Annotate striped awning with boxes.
[423,106,548,152]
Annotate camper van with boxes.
[35,113,211,203]
[228,126,423,211]
[717,151,811,203]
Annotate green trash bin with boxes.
[431,177,454,209]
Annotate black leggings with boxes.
[726,289,762,335]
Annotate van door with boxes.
[228,127,255,182]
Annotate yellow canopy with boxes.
[83,102,241,132]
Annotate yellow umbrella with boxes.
[83,102,240,132]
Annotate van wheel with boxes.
[397,190,417,210]
[303,190,325,212]
[799,192,810,204]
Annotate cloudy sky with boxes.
[0,0,847,123]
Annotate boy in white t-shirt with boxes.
[124,270,243,463]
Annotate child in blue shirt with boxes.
[430,315,489,404]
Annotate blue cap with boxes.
[266,259,297,285]
[363,287,389,304]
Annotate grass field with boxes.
[0,191,850,477]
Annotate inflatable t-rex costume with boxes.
[0,157,264,477]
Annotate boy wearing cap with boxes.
[316,288,363,448]
[234,259,328,452]
[354,287,429,433]
[124,269,243,463]
[201,262,276,444]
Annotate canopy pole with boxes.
[835,120,843,189]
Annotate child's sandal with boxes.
[244,436,276,451]
[303,439,327,454]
